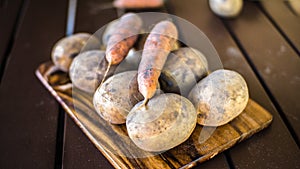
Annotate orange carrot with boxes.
[138,20,178,106]
[101,13,142,86]
[106,13,142,65]
[113,0,164,9]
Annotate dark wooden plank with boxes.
[74,0,118,33]
[63,0,117,168]
[194,154,229,169]
[0,0,23,55]
[0,0,68,168]
[259,0,300,55]
[63,115,114,169]
[36,62,273,169]
[166,0,300,168]
[0,0,23,80]
[226,1,300,144]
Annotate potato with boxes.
[69,49,142,93]
[93,71,143,124]
[209,0,243,18]
[188,69,249,126]
[69,50,117,93]
[126,93,197,152]
[159,47,208,97]
[51,33,100,72]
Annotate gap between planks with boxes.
[0,0,28,84]
[54,0,78,168]
[256,1,300,57]
[221,2,300,147]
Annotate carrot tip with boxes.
[136,98,149,110]
[100,63,111,87]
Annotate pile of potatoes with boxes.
[51,13,249,152]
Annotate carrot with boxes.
[106,13,142,65]
[137,20,178,106]
[101,13,142,85]
[113,0,164,9]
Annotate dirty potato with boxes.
[188,69,249,126]
[127,93,197,152]
[51,33,100,72]
[70,49,141,93]
[159,47,208,96]
[69,50,117,93]
[93,71,143,124]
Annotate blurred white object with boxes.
[209,0,243,18]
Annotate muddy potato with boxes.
[93,71,143,124]
[209,0,243,18]
[69,50,117,93]
[51,33,100,72]
[159,47,208,97]
[70,49,142,93]
[188,69,249,126]
[126,93,197,152]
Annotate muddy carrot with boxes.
[137,20,178,106]
[106,13,142,65]
[101,13,142,85]
[113,0,164,9]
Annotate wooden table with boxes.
[0,0,299,168]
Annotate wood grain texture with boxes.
[36,62,272,169]
[0,0,68,168]
[166,0,300,168]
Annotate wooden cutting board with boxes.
[36,62,273,169]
